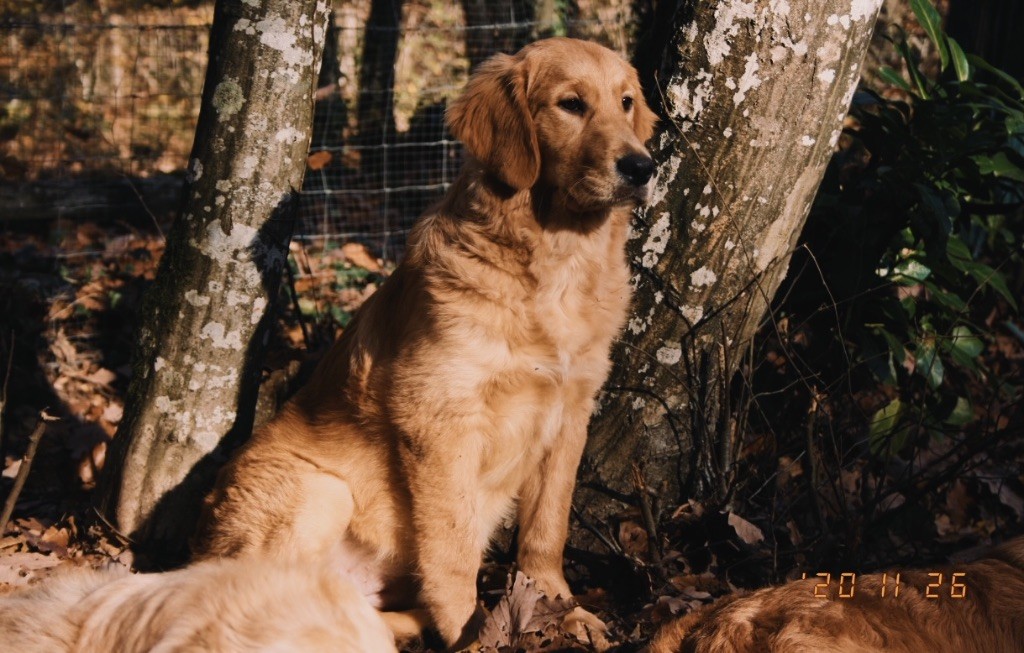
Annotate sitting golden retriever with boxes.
[650,536,1024,653]
[0,555,395,652]
[192,37,657,648]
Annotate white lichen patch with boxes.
[800,135,816,147]
[649,153,681,207]
[682,304,705,324]
[656,346,682,365]
[184,289,211,307]
[641,212,672,268]
[252,297,267,324]
[851,0,883,22]
[667,70,713,122]
[733,52,762,105]
[155,395,173,413]
[628,316,647,335]
[212,78,245,119]
[154,356,167,372]
[628,306,657,336]
[192,406,237,449]
[187,158,203,183]
[254,15,314,84]
[691,219,707,233]
[817,68,836,85]
[691,266,718,287]
[199,322,244,350]
[275,126,304,144]
[235,18,255,35]
[725,239,737,250]
[704,0,758,67]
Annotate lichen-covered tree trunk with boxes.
[578,0,884,523]
[97,0,329,560]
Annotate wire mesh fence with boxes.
[0,0,635,260]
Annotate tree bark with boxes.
[355,0,404,148]
[460,0,536,69]
[577,0,884,527]
[97,0,329,562]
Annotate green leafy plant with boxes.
[803,0,1023,456]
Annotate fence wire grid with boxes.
[1,0,636,260]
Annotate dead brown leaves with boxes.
[478,572,587,653]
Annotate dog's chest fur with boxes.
[465,214,632,535]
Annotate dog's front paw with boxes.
[563,606,612,651]
[445,604,488,652]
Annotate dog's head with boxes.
[447,37,658,212]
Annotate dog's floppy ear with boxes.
[633,88,658,144]
[447,53,539,191]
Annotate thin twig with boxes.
[284,258,313,350]
[0,410,57,535]
[631,464,662,564]
[0,331,13,458]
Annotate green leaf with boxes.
[878,66,912,92]
[915,341,945,388]
[967,54,1024,97]
[973,151,1024,182]
[967,263,1018,309]
[893,258,932,283]
[910,0,949,71]
[944,396,973,426]
[946,238,1019,310]
[949,325,984,359]
[947,38,970,82]
[895,38,932,98]
[870,399,906,454]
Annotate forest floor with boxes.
[1,217,1022,652]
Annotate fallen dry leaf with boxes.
[727,512,764,545]
[341,242,381,272]
[479,571,578,652]
[307,150,333,170]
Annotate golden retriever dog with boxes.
[649,536,1024,653]
[0,555,395,652]
[192,37,657,648]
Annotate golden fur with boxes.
[193,37,657,648]
[0,556,395,652]
[650,537,1024,653]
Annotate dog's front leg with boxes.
[517,404,609,648]
[407,434,486,649]
[515,411,586,601]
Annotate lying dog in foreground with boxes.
[0,555,395,652]
[193,37,657,648]
[650,536,1024,653]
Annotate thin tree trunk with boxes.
[460,0,536,69]
[355,0,404,149]
[97,0,329,563]
[577,0,884,528]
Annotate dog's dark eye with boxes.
[622,96,634,111]
[558,97,587,115]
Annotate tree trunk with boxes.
[355,0,404,148]
[577,0,884,528]
[97,0,329,563]
[460,0,536,69]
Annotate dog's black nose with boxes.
[616,153,656,187]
